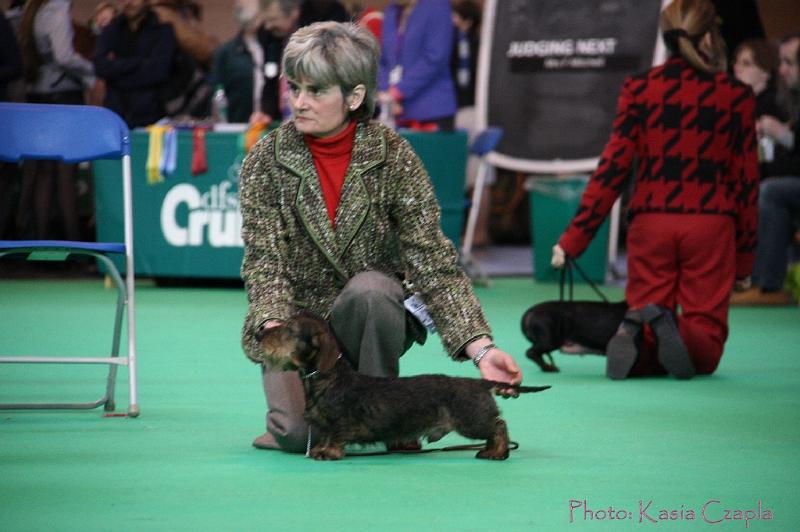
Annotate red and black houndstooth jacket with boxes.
[559,56,759,278]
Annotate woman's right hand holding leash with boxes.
[551,244,566,269]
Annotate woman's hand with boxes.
[249,111,273,127]
[757,115,792,147]
[467,339,523,397]
[479,349,523,397]
[734,276,752,291]
[86,80,106,106]
[551,244,566,268]
[256,319,282,338]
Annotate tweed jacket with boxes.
[559,57,760,278]
[239,120,490,363]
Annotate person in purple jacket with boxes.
[378,0,456,131]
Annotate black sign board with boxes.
[477,0,664,173]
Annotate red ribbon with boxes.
[191,127,209,176]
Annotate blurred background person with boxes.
[760,32,800,176]
[149,0,216,117]
[90,1,118,35]
[3,0,23,34]
[732,38,785,120]
[0,10,23,239]
[342,0,385,41]
[379,0,457,131]
[93,0,177,128]
[19,0,97,112]
[732,32,800,306]
[251,0,348,126]
[0,6,22,102]
[449,0,488,246]
[210,0,264,123]
[150,0,218,68]
[450,0,479,111]
[85,1,120,106]
[3,0,25,103]
[17,0,99,241]
[298,0,347,27]
[250,0,302,125]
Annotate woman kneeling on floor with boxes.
[238,21,524,452]
[551,0,759,379]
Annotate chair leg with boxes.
[461,160,491,286]
[98,253,128,412]
[103,363,118,412]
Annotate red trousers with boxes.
[625,213,736,375]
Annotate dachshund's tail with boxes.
[513,384,551,393]
[482,381,551,394]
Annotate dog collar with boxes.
[300,353,343,380]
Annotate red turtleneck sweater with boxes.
[305,120,357,227]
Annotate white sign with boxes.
[160,179,244,248]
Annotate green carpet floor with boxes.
[1,277,798,531]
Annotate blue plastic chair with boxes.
[0,103,139,417]
[461,127,503,285]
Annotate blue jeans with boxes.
[753,176,800,290]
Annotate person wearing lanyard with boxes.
[378,0,457,131]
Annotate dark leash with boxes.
[559,256,609,303]
[346,441,521,457]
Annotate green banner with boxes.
[94,130,467,279]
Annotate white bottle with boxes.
[212,85,229,123]
[759,136,775,162]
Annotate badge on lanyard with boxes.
[264,62,279,79]
[389,65,403,86]
[404,293,436,333]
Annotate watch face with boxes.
[264,62,279,79]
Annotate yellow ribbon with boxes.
[146,125,167,184]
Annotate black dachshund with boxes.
[521,300,628,372]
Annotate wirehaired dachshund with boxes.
[521,300,628,372]
[257,313,550,461]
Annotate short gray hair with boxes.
[282,21,380,122]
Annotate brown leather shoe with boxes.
[730,287,793,306]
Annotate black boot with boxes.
[605,309,643,380]
[640,304,695,379]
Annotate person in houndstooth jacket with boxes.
[553,0,759,379]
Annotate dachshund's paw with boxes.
[526,349,560,373]
[309,444,345,460]
[476,448,509,460]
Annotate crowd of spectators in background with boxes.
[1,0,486,129]
[0,0,797,306]
[0,0,483,242]
[729,33,800,305]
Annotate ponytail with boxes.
[660,0,727,74]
